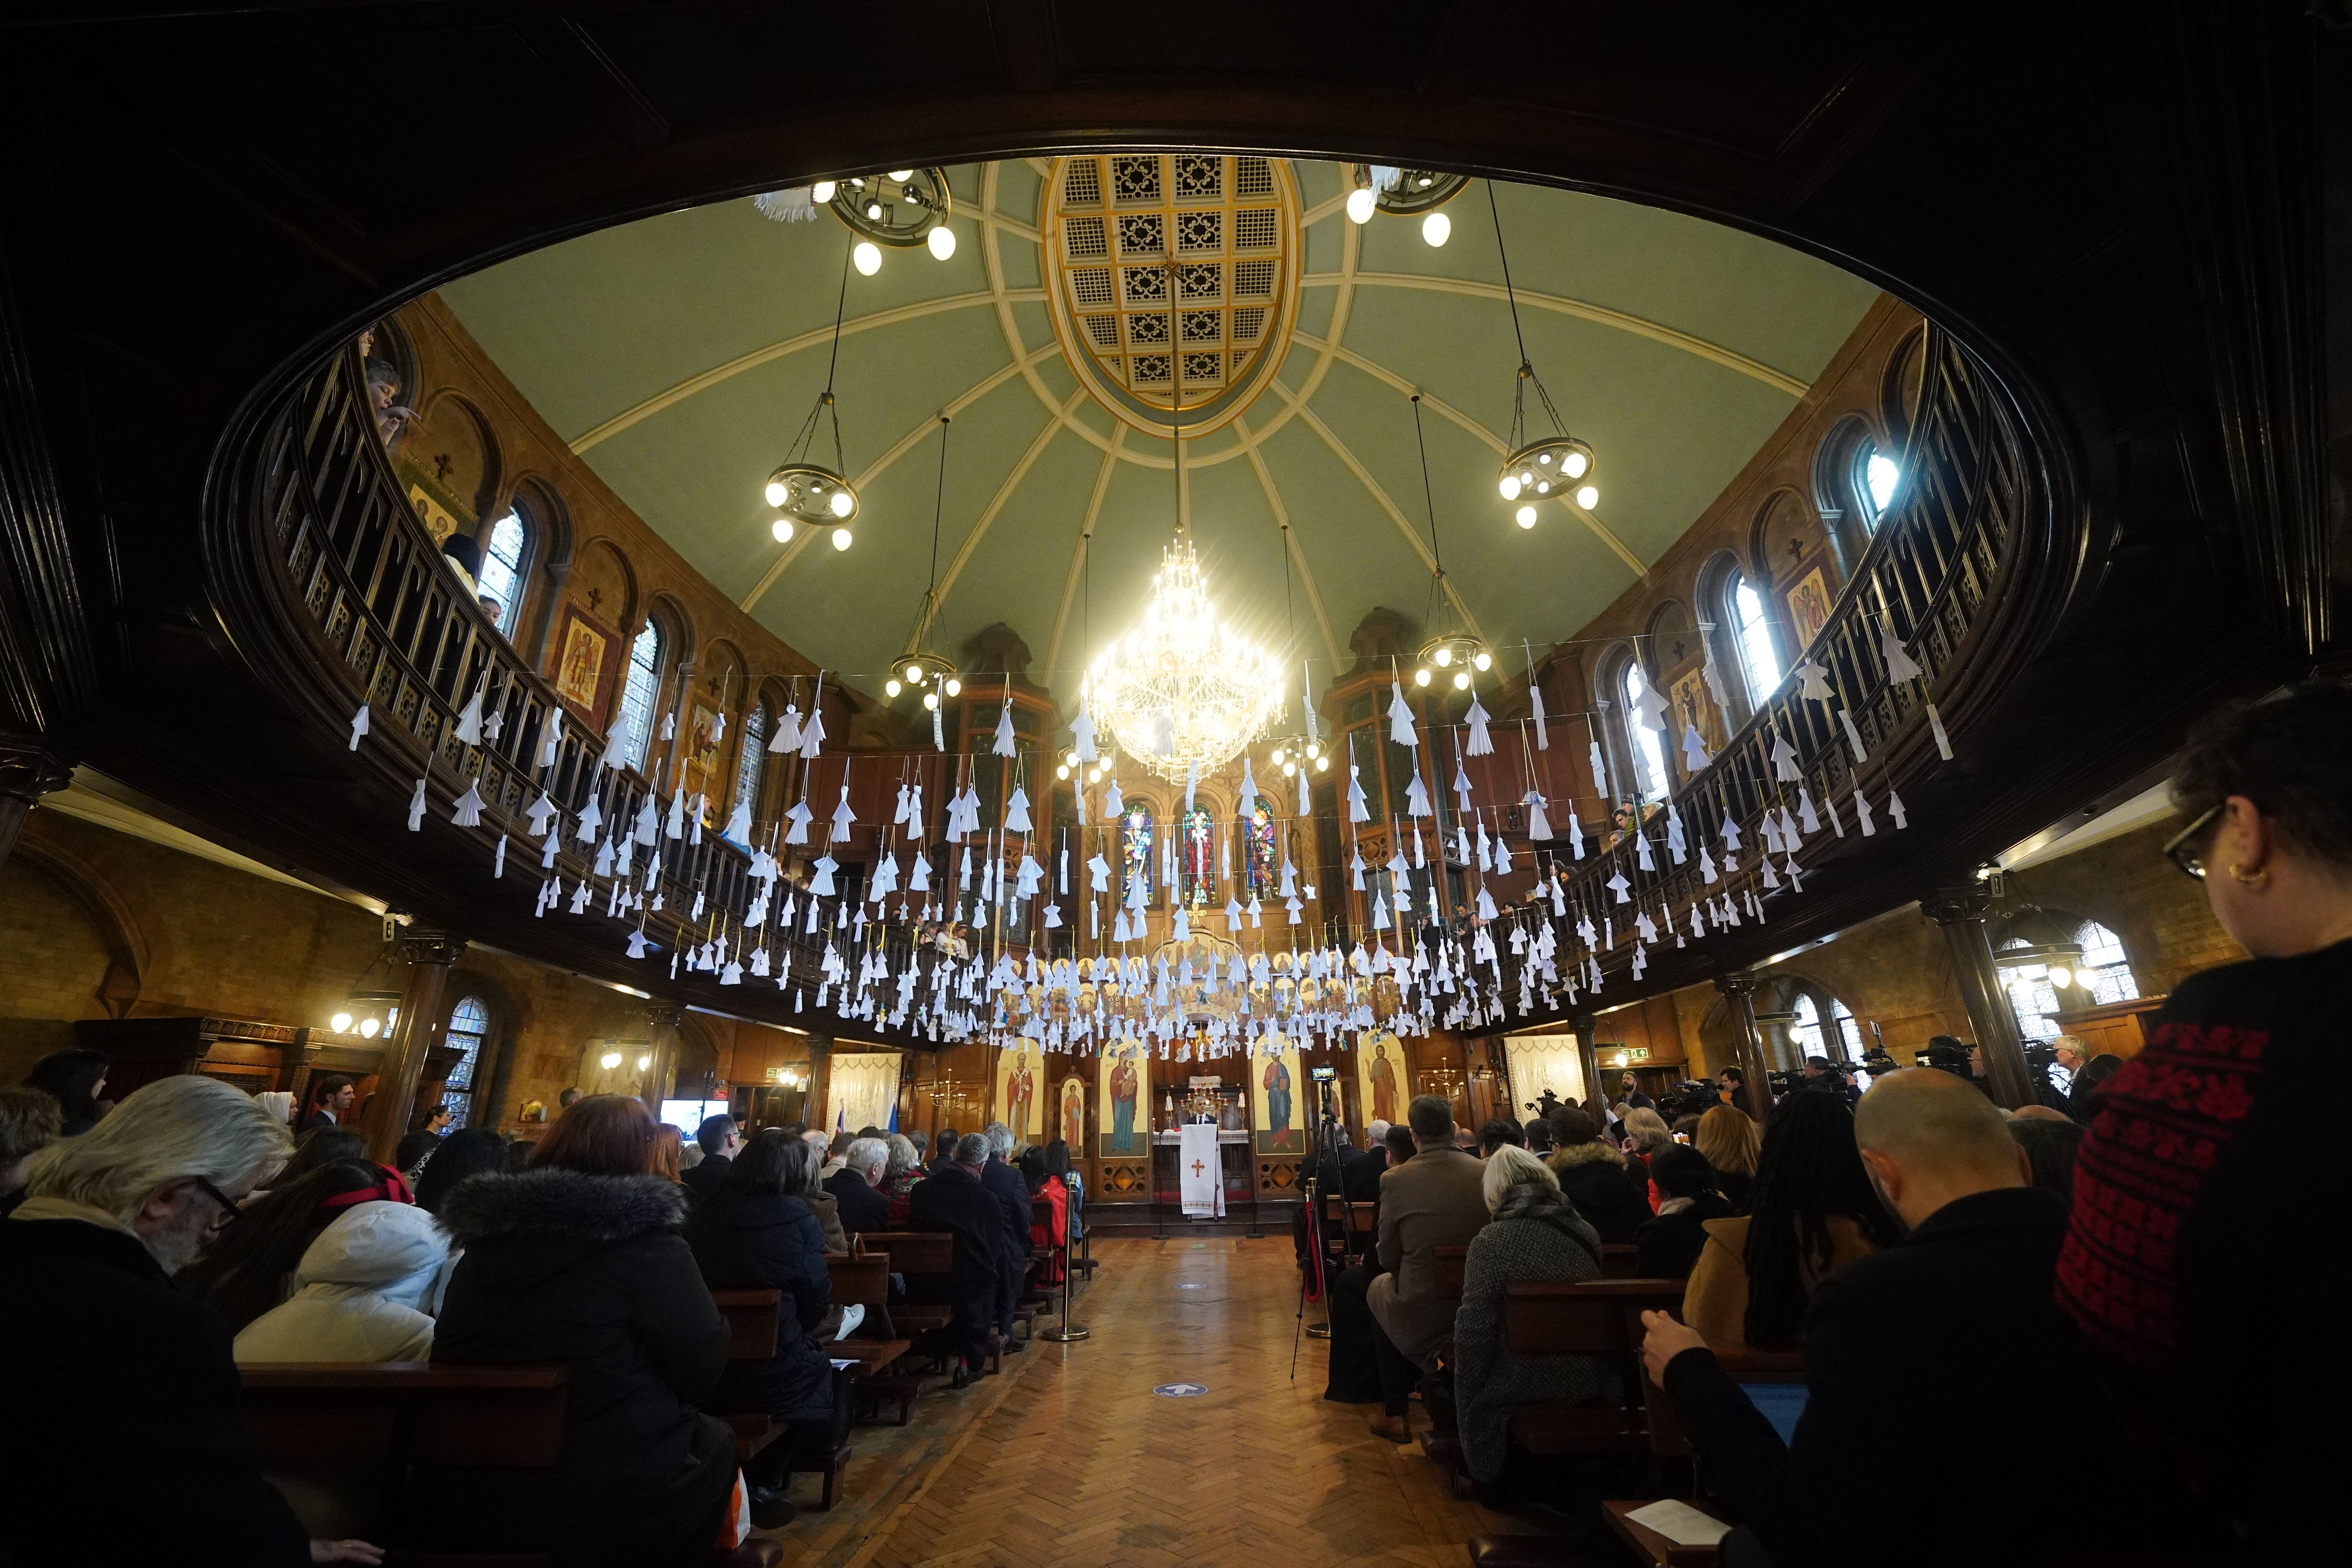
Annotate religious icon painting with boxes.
[1058,1075,1087,1152]
[994,1040,1041,1143]
[552,606,612,717]
[1098,1041,1145,1158]
[1785,566,1832,653]
[1355,1029,1410,1131]
[1253,1037,1303,1154]
[1667,666,1721,751]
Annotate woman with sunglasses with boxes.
[2058,680,2352,1557]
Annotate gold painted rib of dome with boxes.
[1041,153,1302,437]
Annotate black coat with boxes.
[1341,1147,1388,1203]
[906,1163,1013,1364]
[1548,1146,1652,1245]
[435,1169,735,1568]
[1633,1191,1735,1279]
[823,1168,892,1235]
[1664,1187,2218,1567]
[679,1151,730,1202]
[0,1216,310,1568]
[684,1187,835,1423]
[979,1155,1033,1259]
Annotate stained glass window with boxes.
[442,995,489,1132]
[2076,920,2139,1005]
[1179,805,1214,907]
[1833,998,1862,1058]
[477,512,527,634]
[1120,800,1154,909]
[1243,794,1278,898]
[1731,575,1783,707]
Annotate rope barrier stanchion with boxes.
[1037,1207,1089,1342]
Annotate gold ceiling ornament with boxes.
[1485,181,1600,526]
[1040,152,1302,438]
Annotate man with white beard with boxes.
[0,1074,381,1566]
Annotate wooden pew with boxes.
[858,1230,955,1337]
[710,1288,857,1512]
[243,1361,570,1561]
[825,1252,918,1424]
[1600,1243,1641,1279]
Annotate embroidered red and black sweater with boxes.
[2056,935,2345,1549]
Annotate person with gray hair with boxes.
[1641,1069,2204,1566]
[822,1134,892,1233]
[0,1075,381,1564]
[975,1120,1030,1352]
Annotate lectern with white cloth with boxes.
[1178,1123,1224,1218]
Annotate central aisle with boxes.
[843,1236,1506,1568]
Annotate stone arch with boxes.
[11,831,149,1019]
[409,388,505,524]
[1878,323,1928,449]
[573,536,639,637]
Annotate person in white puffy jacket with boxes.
[234,1199,453,1363]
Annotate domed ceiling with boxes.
[439,156,1882,704]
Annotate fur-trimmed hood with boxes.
[439,1167,688,1247]
[1547,1140,1628,1172]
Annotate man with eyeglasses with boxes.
[0,1074,382,1565]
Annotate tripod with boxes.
[1290,1089,1347,1376]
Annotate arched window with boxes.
[1619,660,1668,804]
[476,511,528,634]
[442,995,490,1131]
[1120,800,1155,909]
[618,621,662,770]
[1730,573,1783,707]
[1178,805,1215,907]
[1832,998,1862,1059]
[1243,794,1278,899]
[731,699,770,835]
[1855,440,1900,531]
[1789,994,1826,1058]
[2075,920,2139,1004]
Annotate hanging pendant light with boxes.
[1484,182,1600,523]
[761,242,862,548]
[1408,393,1490,690]
[887,414,961,702]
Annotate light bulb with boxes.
[764,479,787,507]
[1414,667,1431,686]
[1316,755,1330,771]
[1271,747,1285,763]
[1474,651,1491,670]
[1283,760,1297,776]
[1056,765,1069,780]
[945,678,962,696]
[923,691,939,710]
[359,1017,380,1038]
[1538,452,1553,466]
[886,679,902,697]
[1454,671,1471,690]
[1515,505,1537,528]
[1421,211,1450,246]
[1574,484,1599,508]
[330,1011,353,1034]
[1499,474,1521,500]
[828,489,855,518]
[831,525,853,551]
[811,180,837,203]
[1088,768,1101,784]
[1345,186,1376,224]
[888,169,915,182]
[1535,480,1550,494]
[599,1050,621,1070]
[927,223,956,260]
[853,240,882,275]
[905,663,925,684]
[1564,450,1589,479]
[1306,742,1319,759]
[1519,469,1535,486]
[1433,646,1453,666]
[771,517,794,543]
[2048,965,2074,990]
[636,1054,650,1071]
[865,200,883,220]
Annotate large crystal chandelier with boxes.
[1083,533,1285,784]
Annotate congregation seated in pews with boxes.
[0,1067,1094,1567]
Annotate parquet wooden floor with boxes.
[767,1237,1509,1568]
